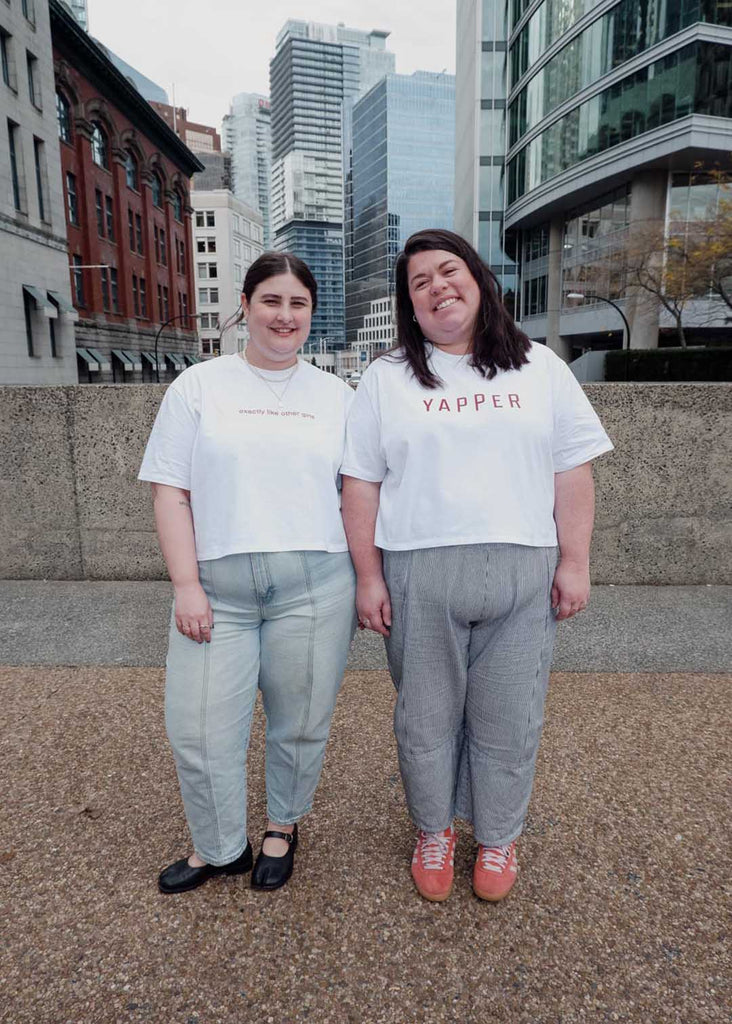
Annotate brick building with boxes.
[50,0,204,383]
[149,102,221,155]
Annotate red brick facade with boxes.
[50,3,204,380]
[149,103,222,153]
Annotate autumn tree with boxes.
[613,219,697,348]
[681,195,732,313]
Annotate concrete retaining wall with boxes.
[2,383,730,584]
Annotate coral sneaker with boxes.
[411,827,456,902]
[473,841,518,901]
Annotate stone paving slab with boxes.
[1,665,729,1024]
[3,581,732,672]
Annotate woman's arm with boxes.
[151,483,213,643]
[341,476,391,637]
[552,461,595,621]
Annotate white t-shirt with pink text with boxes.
[341,342,613,551]
[139,354,353,559]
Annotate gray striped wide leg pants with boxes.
[383,544,558,847]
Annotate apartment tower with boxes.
[269,20,395,351]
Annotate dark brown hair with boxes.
[219,251,318,342]
[393,228,530,388]
[242,251,317,310]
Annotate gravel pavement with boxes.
[1,665,729,1024]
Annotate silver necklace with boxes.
[243,352,300,408]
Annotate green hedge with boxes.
[605,347,732,381]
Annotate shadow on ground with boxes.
[1,667,728,1024]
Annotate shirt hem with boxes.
[137,472,191,489]
[339,465,385,483]
[195,541,350,560]
[554,440,614,473]
[375,535,559,552]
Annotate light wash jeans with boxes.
[165,550,357,866]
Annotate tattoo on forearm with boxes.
[178,500,191,509]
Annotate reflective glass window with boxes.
[479,164,504,208]
[91,122,108,169]
[124,150,138,190]
[508,42,731,204]
[510,0,732,91]
[509,0,731,146]
[482,50,507,99]
[56,92,72,144]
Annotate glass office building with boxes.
[457,0,732,356]
[455,1,518,315]
[503,0,732,354]
[269,21,395,351]
[66,0,87,31]
[345,72,455,346]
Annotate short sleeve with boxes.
[340,376,387,482]
[138,382,199,489]
[551,358,614,472]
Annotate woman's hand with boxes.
[356,575,392,637]
[551,560,590,621]
[174,581,214,643]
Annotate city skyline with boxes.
[87,0,456,130]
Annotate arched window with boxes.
[124,149,138,190]
[91,121,109,169]
[173,191,183,221]
[56,92,72,144]
[151,173,163,208]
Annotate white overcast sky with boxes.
[88,0,457,131]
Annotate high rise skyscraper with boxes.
[270,20,395,350]
[65,0,87,30]
[345,72,455,350]
[222,94,272,248]
[457,0,732,358]
[455,1,517,316]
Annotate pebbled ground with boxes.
[1,666,729,1024]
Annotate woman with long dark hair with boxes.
[139,252,356,894]
[341,229,612,903]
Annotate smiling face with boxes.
[242,272,313,369]
[407,249,482,354]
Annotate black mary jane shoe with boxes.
[250,825,298,892]
[158,841,253,894]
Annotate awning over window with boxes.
[23,284,57,318]
[76,347,100,369]
[85,347,110,371]
[141,351,165,371]
[165,352,186,371]
[121,349,143,371]
[111,349,135,370]
[184,353,201,366]
[47,290,79,322]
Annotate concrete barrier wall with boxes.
[2,383,730,584]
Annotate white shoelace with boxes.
[479,844,512,873]
[418,831,453,870]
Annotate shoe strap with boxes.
[263,830,294,844]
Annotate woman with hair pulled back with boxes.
[341,229,613,903]
[139,252,356,894]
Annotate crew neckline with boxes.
[427,343,473,365]
[235,352,302,380]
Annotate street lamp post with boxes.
[566,292,631,350]
[154,313,201,383]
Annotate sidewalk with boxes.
[3,581,732,671]
[1,582,729,1023]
